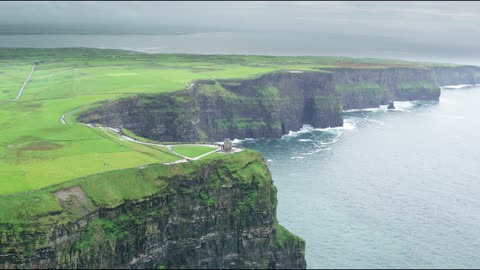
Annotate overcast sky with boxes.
[0,1,479,64]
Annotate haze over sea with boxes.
[0,33,477,65]
[239,86,480,268]
[2,34,480,268]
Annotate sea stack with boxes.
[387,101,395,110]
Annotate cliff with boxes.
[0,151,306,269]
[432,65,480,86]
[77,71,343,142]
[326,67,441,110]
[78,65,480,141]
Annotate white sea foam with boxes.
[281,119,357,141]
[384,101,416,112]
[298,139,313,142]
[231,138,246,145]
[342,119,358,130]
[283,124,316,138]
[230,138,258,145]
[305,147,332,155]
[290,156,304,159]
[441,84,474,89]
[343,107,381,113]
[320,137,340,145]
[267,159,273,162]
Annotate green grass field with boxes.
[172,145,217,158]
[0,149,260,225]
[0,48,453,196]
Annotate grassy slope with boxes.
[0,149,261,225]
[0,48,455,195]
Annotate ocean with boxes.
[238,86,480,268]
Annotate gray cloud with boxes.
[1,1,477,33]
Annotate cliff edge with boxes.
[78,66,476,140]
[0,151,306,269]
[78,71,343,142]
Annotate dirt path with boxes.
[60,105,87,124]
[90,125,241,163]
[186,82,195,90]
[118,132,222,161]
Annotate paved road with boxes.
[0,63,35,104]
[14,64,36,100]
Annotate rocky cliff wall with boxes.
[78,71,343,142]
[432,66,480,86]
[0,151,306,269]
[326,67,441,110]
[77,66,480,142]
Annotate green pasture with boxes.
[172,145,217,158]
[0,149,261,225]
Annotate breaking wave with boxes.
[282,119,358,140]
[343,107,382,113]
[441,84,474,89]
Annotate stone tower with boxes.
[223,138,233,152]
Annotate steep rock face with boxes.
[0,151,306,269]
[432,66,480,86]
[327,67,441,110]
[76,66,480,141]
[78,71,343,142]
[200,72,343,140]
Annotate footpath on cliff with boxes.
[61,118,243,165]
[0,62,36,105]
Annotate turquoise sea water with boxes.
[239,86,480,268]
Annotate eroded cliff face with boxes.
[0,151,306,269]
[77,66,480,141]
[77,71,343,142]
[432,66,480,86]
[326,67,441,110]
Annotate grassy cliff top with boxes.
[0,149,264,225]
[0,48,465,196]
